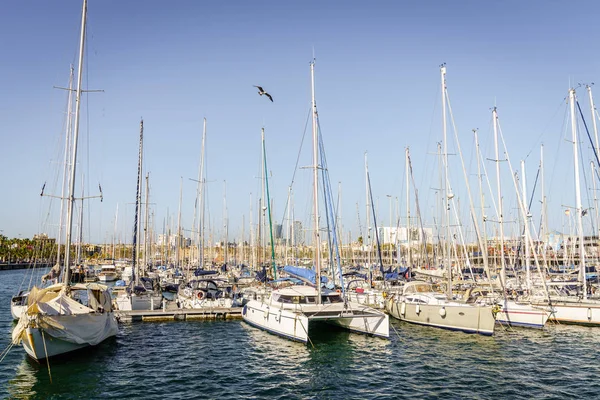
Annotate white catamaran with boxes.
[242,60,389,343]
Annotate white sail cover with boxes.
[12,283,118,346]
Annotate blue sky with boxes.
[2,1,600,246]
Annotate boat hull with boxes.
[386,299,495,336]
[495,301,549,329]
[115,293,163,311]
[22,327,88,360]
[537,301,600,326]
[242,301,309,342]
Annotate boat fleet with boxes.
[9,0,600,363]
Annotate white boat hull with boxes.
[540,301,600,326]
[22,327,88,360]
[115,293,163,311]
[98,275,117,283]
[386,298,495,336]
[495,301,550,329]
[242,300,389,343]
[243,301,310,342]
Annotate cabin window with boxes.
[305,296,316,304]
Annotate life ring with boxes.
[336,289,341,294]
[197,291,205,300]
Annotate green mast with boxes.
[262,128,277,279]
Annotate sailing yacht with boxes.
[113,120,162,311]
[385,281,495,335]
[386,65,495,335]
[242,60,389,343]
[11,0,118,360]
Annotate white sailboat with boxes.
[530,88,600,325]
[385,64,495,335]
[242,60,389,343]
[12,0,118,360]
[114,120,162,311]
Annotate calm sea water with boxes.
[1,268,600,399]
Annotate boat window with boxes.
[305,296,317,304]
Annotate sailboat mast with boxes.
[311,60,322,303]
[521,160,531,291]
[405,147,412,269]
[474,130,490,280]
[56,65,75,269]
[63,0,87,285]
[440,64,452,297]
[176,176,182,267]
[569,89,588,299]
[492,107,506,290]
[133,120,143,286]
[364,152,372,285]
[144,173,150,269]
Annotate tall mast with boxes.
[56,65,75,270]
[364,152,372,286]
[440,64,452,297]
[569,89,588,299]
[176,176,182,267]
[262,128,277,278]
[474,130,489,280]
[63,0,87,285]
[199,118,207,268]
[405,147,412,269]
[311,60,322,302]
[492,107,506,290]
[521,160,531,291]
[223,180,228,265]
[144,173,150,269]
[587,86,600,238]
[132,119,143,286]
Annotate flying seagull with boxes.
[253,85,273,102]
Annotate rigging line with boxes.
[318,121,344,290]
[367,171,386,286]
[576,100,600,172]
[547,105,570,201]
[407,152,430,267]
[524,98,568,160]
[279,106,312,226]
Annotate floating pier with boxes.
[115,307,242,323]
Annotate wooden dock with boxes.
[115,307,242,323]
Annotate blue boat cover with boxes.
[283,265,328,285]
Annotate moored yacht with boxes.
[385,281,495,336]
[243,285,389,343]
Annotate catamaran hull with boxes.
[243,300,390,342]
[386,299,495,336]
[495,301,549,329]
[22,327,88,360]
[242,301,309,342]
[323,313,389,338]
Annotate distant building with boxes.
[274,224,283,240]
[293,221,305,246]
[378,226,432,244]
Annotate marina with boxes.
[3,269,600,399]
[3,1,600,398]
